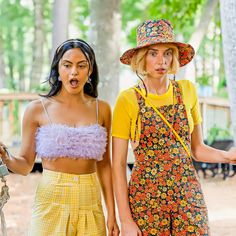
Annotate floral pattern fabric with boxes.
[120,19,195,67]
[128,81,209,236]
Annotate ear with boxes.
[88,69,93,77]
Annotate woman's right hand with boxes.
[121,219,142,236]
[0,142,10,163]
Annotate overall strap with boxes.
[134,85,146,108]
[41,98,53,124]
[0,177,10,236]
[171,80,183,104]
[133,87,191,157]
[132,85,145,142]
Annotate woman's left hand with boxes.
[107,216,120,236]
[227,147,236,164]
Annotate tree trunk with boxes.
[220,0,236,143]
[89,0,121,106]
[0,30,6,89]
[6,31,15,90]
[17,26,26,91]
[189,0,218,53]
[30,0,45,90]
[51,0,70,58]
[182,0,218,81]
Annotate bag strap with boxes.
[134,87,191,157]
[0,177,9,236]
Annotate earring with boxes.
[86,77,92,84]
[58,76,61,81]
[86,77,93,92]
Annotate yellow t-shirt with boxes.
[112,80,202,141]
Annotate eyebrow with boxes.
[148,48,172,52]
[61,59,88,64]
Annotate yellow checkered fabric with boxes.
[28,169,106,236]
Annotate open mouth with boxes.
[69,79,79,87]
[155,68,166,73]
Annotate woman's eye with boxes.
[78,64,87,69]
[165,51,172,56]
[64,64,70,68]
[149,51,157,56]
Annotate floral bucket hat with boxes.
[120,19,195,67]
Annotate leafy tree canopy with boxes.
[122,0,207,46]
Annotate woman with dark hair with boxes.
[0,39,119,236]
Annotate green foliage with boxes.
[207,125,232,145]
[70,0,90,40]
[148,0,206,40]
[0,0,224,96]
[31,82,49,94]
[217,76,228,98]
[13,100,20,135]
[196,74,212,86]
[0,0,33,91]
[0,0,53,92]
[121,0,151,45]
[121,0,207,46]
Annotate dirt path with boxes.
[201,175,236,236]
[2,173,236,235]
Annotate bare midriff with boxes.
[42,158,97,175]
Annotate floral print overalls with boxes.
[128,81,209,236]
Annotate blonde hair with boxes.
[130,47,148,76]
[130,43,180,75]
[168,44,179,74]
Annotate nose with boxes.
[71,66,78,75]
[156,53,166,65]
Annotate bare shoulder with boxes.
[97,99,111,125]
[25,99,42,113]
[23,99,44,124]
[97,99,111,114]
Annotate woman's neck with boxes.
[144,76,170,95]
[56,89,91,107]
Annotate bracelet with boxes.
[2,146,12,161]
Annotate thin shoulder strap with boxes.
[171,80,183,104]
[96,98,99,123]
[134,84,145,108]
[41,98,52,124]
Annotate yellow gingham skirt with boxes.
[28,169,106,236]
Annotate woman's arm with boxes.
[0,101,39,175]
[191,124,236,163]
[96,101,119,236]
[112,137,142,236]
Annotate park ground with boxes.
[2,171,236,236]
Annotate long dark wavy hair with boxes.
[42,39,99,98]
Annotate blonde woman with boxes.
[112,19,236,236]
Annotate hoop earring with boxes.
[87,77,92,84]
[86,77,93,92]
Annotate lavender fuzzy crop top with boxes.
[35,99,107,161]
[35,124,107,161]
